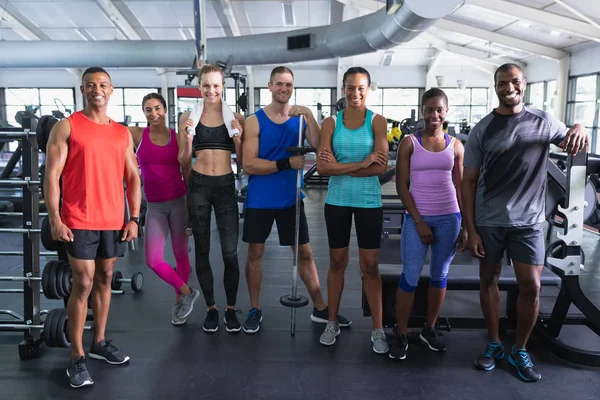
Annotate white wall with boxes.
[525,57,559,83]
[570,43,600,77]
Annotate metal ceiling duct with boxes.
[0,0,461,68]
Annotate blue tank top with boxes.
[246,108,306,209]
[325,109,382,208]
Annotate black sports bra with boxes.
[192,122,234,152]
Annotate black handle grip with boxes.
[286,146,316,154]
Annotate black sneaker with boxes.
[224,308,242,333]
[475,342,505,371]
[66,356,93,388]
[203,308,219,333]
[243,308,262,334]
[508,346,541,382]
[88,340,130,365]
[388,332,409,360]
[419,327,446,352]
[310,306,352,327]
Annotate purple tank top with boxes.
[408,132,460,216]
[136,127,187,203]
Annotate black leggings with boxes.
[187,170,240,307]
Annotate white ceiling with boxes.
[0,0,599,70]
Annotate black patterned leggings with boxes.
[187,170,240,307]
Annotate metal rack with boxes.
[0,117,43,359]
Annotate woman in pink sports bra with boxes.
[128,93,200,326]
[389,88,468,361]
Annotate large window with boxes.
[4,88,75,127]
[366,88,420,123]
[444,88,488,126]
[525,80,557,116]
[108,88,158,126]
[259,88,332,121]
[567,74,599,152]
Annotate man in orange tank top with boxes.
[44,67,142,389]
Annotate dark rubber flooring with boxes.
[1,186,600,399]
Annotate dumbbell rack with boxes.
[0,117,44,360]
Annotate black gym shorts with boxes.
[324,204,383,250]
[242,202,310,246]
[65,230,126,260]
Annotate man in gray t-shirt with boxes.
[461,63,588,383]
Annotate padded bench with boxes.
[363,263,562,331]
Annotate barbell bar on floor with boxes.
[0,308,91,348]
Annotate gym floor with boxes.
[1,182,600,399]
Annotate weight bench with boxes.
[362,263,562,332]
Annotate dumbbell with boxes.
[111,271,144,292]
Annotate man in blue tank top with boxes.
[240,66,351,333]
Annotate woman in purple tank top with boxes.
[128,93,200,326]
[388,88,468,361]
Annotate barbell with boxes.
[1,308,91,348]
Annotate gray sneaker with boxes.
[319,321,340,346]
[176,288,200,319]
[171,302,186,325]
[66,356,93,388]
[371,329,389,354]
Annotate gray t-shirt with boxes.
[464,106,568,227]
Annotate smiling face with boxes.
[143,97,166,127]
[200,71,224,104]
[495,66,527,112]
[81,72,113,109]
[422,96,448,132]
[343,73,370,109]
[268,72,294,105]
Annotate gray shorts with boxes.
[476,223,545,266]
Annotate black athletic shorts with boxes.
[65,229,126,260]
[242,202,309,246]
[324,204,383,249]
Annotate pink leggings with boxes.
[144,195,191,294]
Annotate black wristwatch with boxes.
[129,217,140,226]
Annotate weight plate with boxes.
[41,260,55,298]
[61,261,72,297]
[111,270,123,291]
[131,272,143,292]
[41,217,60,251]
[54,262,66,299]
[55,308,70,348]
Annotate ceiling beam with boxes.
[427,49,442,72]
[336,0,382,14]
[554,0,600,32]
[419,32,517,68]
[436,19,568,59]
[94,0,141,40]
[465,0,600,42]
[0,5,40,41]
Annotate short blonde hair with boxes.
[198,63,225,84]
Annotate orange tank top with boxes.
[61,111,129,230]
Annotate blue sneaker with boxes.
[508,346,541,382]
[475,342,504,371]
[243,308,262,334]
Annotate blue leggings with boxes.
[399,212,461,292]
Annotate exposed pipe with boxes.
[0,0,461,69]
